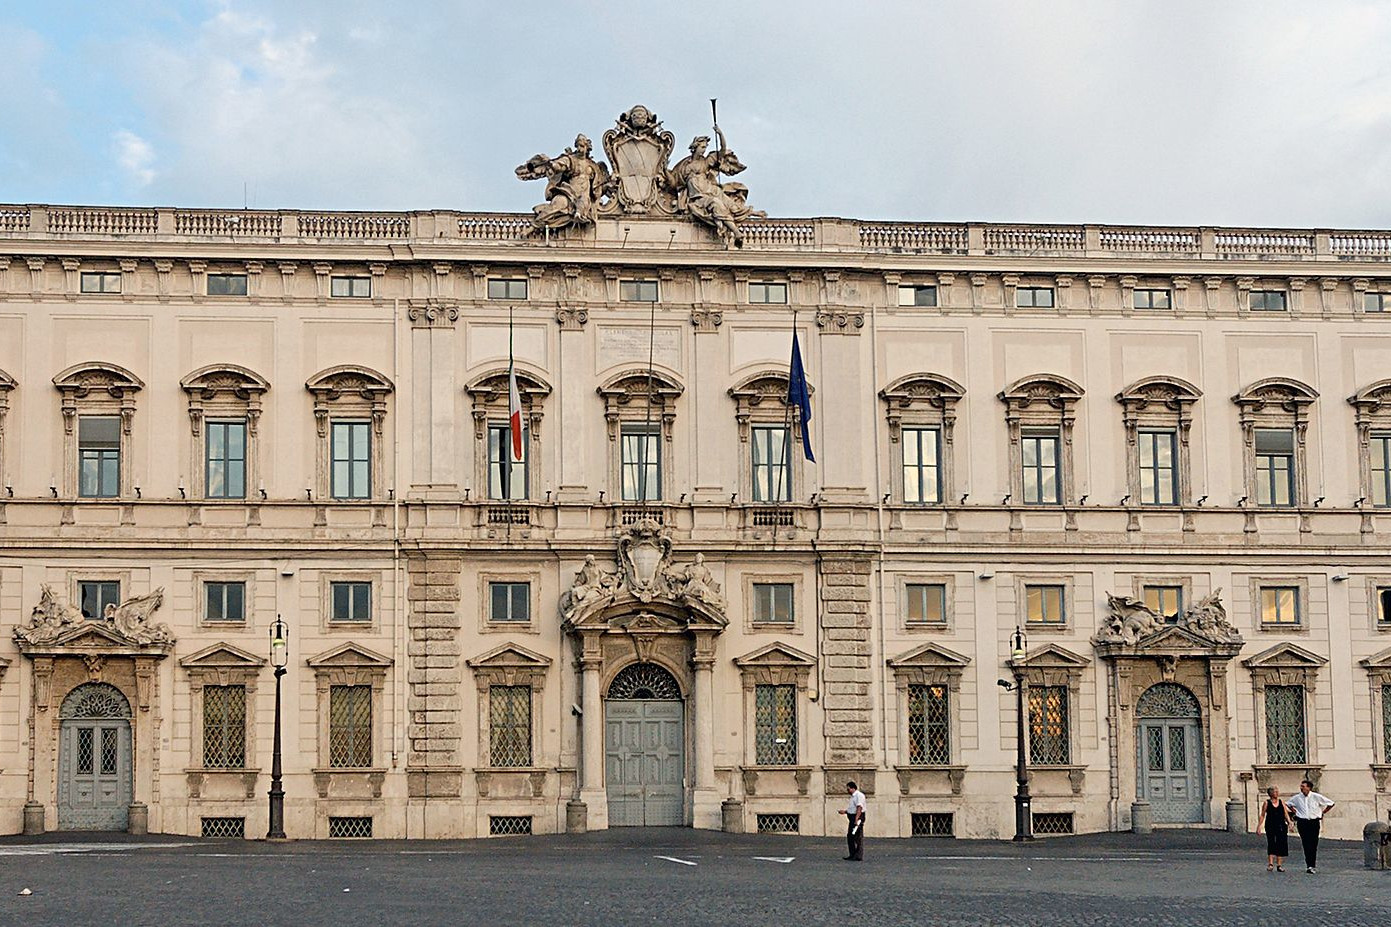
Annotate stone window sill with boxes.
[740,765,812,796]
[893,764,967,795]
[1026,764,1087,795]
[1252,763,1325,790]
[475,767,548,798]
[185,767,260,800]
[313,767,387,798]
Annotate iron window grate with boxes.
[328,816,373,839]
[755,684,798,765]
[907,684,950,765]
[910,812,954,837]
[200,817,245,839]
[203,684,247,768]
[1265,684,1307,764]
[756,813,800,834]
[1383,684,1391,763]
[1028,685,1071,765]
[329,685,372,768]
[489,815,533,836]
[1033,812,1074,835]
[489,685,532,767]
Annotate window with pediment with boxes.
[729,370,812,504]
[998,375,1083,506]
[53,362,144,499]
[181,364,269,501]
[307,643,392,777]
[1233,378,1317,508]
[597,369,683,503]
[880,373,964,505]
[179,643,266,781]
[1116,377,1201,506]
[0,368,13,485]
[1243,643,1327,769]
[1008,644,1089,770]
[734,643,816,770]
[1348,380,1391,508]
[305,366,393,502]
[465,369,551,501]
[888,643,970,769]
[465,643,551,770]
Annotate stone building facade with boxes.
[1,193,1391,841]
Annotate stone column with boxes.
[814,278,869,503]
[577,638,607,829]
[691,633,719,829]
[555,302,590,502]
[690,304,725,502]
[407,302,459,498]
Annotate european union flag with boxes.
[788,331,815,462]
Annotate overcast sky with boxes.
[4,1,1391,228]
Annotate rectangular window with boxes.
[1254,428,1295,507]
[330,420,371,500]
[1371,434,1391,507]
[1028,684,1070,765]
[1264,684,1306,764]
[1260,586,1300,626]
[328,684,372,768]
[80,271,121,294]
[749,282,787,304]
[898,285,938,307]
[1138,429,1177,505]
[905,583,946,625]
[620,424,661,501]
[752,582,795,625]
[487,423,529,500]
[489,685,532,767]
[1025,584,1066,626]
[1250,290,1287,312]
[1016,286,1055,308]
[1378,588,1391,628]
[754,684,797,765]
[1134,288,1171,310]
[619,279,659,302]
[907,683,950,765]
[207,273,248,297]
[1366,292,1390,313]
[330,275,371,298]
[902,426,941,504]
[330,581,372,623]
[750,425,792,502]
[205,581,246,624]
[1383,684,1391,761]
[205,420,247,499]
[78,415,121,498]
[1142,585,1183,623]
[79,580,121,620]
[1021,429,1060,504]
[489,582,530,623]
[487,278,528,300]
[202,684,246,768]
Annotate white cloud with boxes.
[113,130,156,186]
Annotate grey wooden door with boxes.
[59,719,132,831]
[605,700,685,826]
[1139,719,1204,823]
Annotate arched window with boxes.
[53,362,145,499]
[181,364,270,500]
[60,682,132,719]
[305,366,393,502]
[607,662,682,700]
[1232,378,1317,508]
[597,369,684,503]
[879,373,965,505]
[1136,683,1200,718]
[998,374,1084,506]
[465,369,552,501]
[1116,377,1202,506]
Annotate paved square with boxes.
[0,829,1384,926]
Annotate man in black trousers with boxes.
[838,781,866,860]
[1287,778,1335,873]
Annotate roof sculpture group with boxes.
[516,104,764,247]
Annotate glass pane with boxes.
[1254,429,1294,453]
[491,582,509,621]
[100,727,118,775]
[332,583,349,621]
[1147,725,1164,771]
[206,584,224,621]
[79,416,121,446]
[1168,725,1186,770]
[77,728,94,774]
[511,584,529,622]
[226,582,244,622]
[353,583,370,621]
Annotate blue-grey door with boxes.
[605,699,685,826]
[58,683,133,831]
[1136,683,1205,824]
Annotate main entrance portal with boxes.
[57,683,133,831]
[605,663,685,826]
[1137,683,1205,824]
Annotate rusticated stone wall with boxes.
[819,554,874,765]
[406,553,463,797]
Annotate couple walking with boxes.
[1257,779,1335,873]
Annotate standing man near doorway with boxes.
[1288,779,1335,873]
[838,781,866,861]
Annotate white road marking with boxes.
[753,856,795,863]
[0,842,198,856]
[654,855,697,866]
[913,855,1158,862]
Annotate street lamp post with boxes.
[267,614,289,840]
[1010,625,1034,842]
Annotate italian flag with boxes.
[508,360,523,461]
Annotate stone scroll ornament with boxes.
[516,103,765,246]
[15,584,174,647]
[1093,588,1242,647]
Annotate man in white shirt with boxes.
[838,781,866,861]
[1287,779,1335,873]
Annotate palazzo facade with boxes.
[2,153,1391,840]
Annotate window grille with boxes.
[907,684,950,765]
[1032,812,1074,835]
[756,813,799,833]
[607,663,681,700]
[328,816,373,838]
[1028,685,1071,765]
[329,685,372,768]
[203,684,246,768]
[100,728,118,775]
[901,427,942,503]
[77,728,94,774]
[201,817,245,839]
[489,685,532,767]
[1264,685,1307,764]
[60,682,131,719]
[1136,683,1200,719]
[1383,684,1391,762]
[489,815,533,836]
[755,684,797,765]
[910,812,954,837]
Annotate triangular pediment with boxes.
[733,642,817,668]
[1360,646,1391,671]
[887,641,972,668]
[179,642,266,669]
[1242,642,1328,669]
[305,641,393,668]
[465,642,553,670]
[1133,624,1225,651]
[1010,643,1090,669]
[54,623,140,649]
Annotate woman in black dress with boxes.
[1256,785,1293,871]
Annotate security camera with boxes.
[570,703,583,717]
[997,679,1015,691]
